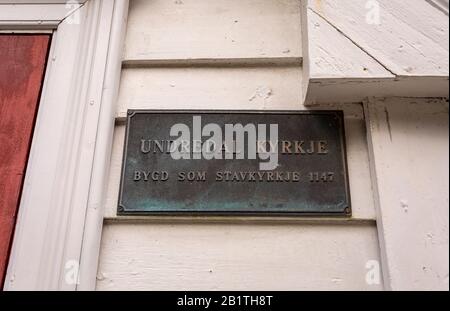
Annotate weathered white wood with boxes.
[306,9,394,79]
[365,97,449,291]
[97,223,382,291]
[307,77,450,104]
[106,104,376,221]
[308,0,449,77]
[124,0,302,61]
[4,0,121,291]
[116,67,304,118]
[302,0,449,104]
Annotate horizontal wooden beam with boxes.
[0,2,85,29]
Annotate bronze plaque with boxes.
[118,111,351,216]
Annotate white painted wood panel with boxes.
[306,9,393,79]
[306,77,450,104]
[116,67,303,118]
[308,0,449,77]
[95,0,384,292]
[301,0,449,104]
[97,223,382,291]
[365,98,449,291]
[124,0,302,61]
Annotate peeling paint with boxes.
[400,200,409,213]
[248,86,273,104]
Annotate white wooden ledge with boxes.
[302,0,449,104]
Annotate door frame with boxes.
[1,0,129,291]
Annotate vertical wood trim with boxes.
[78,0,129,291]
[364,98,449,291]
[363,99,392,291]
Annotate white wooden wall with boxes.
[1,0,445,291]
[365,98,449,291]
[96,0,382,291]
[301,0,449,291]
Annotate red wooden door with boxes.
[0,35,51,285]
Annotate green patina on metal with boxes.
[118,110,351,216]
